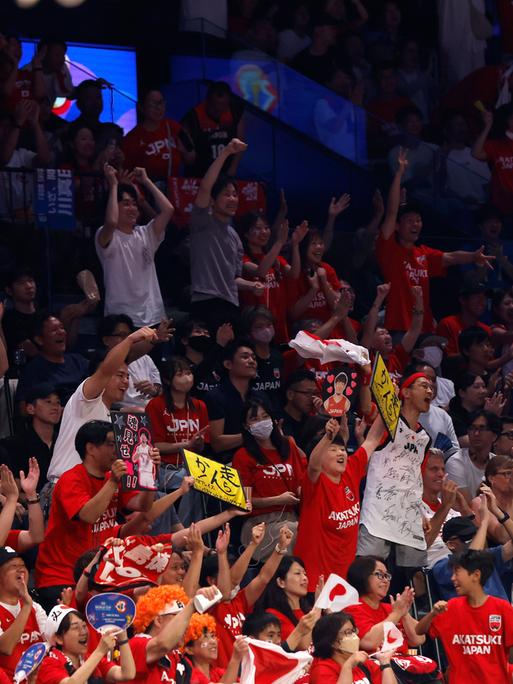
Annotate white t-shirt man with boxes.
[94,219,165,328]
[445,448,493,498]
[47,380,110,481]
[419,404,460,460]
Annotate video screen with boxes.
[21,40,137,134]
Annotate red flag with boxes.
[240,638,312,684]
[92,535,172,590]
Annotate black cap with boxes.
[442,516,477,542]
[24,383,60,405]
[0,546,19,568]
[459,282,488,298]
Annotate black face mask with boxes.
[188,335,213,353]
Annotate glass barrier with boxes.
[170,19,491,222]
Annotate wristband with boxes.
[360,371,371,386]
[380,664,392,671]
[117,639,129,646]
[26,496,40,504]
[82,570,91,578]
[498,511,510,524]
[275,544,288,555]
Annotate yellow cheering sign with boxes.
[370,353,401,439]
[184,450,248,509]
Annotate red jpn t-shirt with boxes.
[288,262,342,330]
[37,647,114,684]
[129,634,184,684]
[35,463,135,587]
[345,601,408,655]
[376,232,446,332]
[240,254,291,344]
[122,118,184,178]
[294,447,368,591]
[232,438,306,515]
[209,588,250,669]
[0,602,44,677]
[266,608,305,641]
[310,655,382,683]
[483,138,513,214]
[429,595,513,684]
[145,395,209,465]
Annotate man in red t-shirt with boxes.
[378,149,494,333]
[437,282,491,356]
[473,107,513,214]
[122,89,195,179]
[416,548,513,684]
[35,420,157,611]
[294,413,385,591]
[0,547,46,679]
[129,584,219,684]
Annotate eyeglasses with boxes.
[371,571,392,581]
[495,471,513,478]
[468,425,491,434]
[338,627,359,639]
[500,431,513,440]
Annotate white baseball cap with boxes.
[44,605,77,643]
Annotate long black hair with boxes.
[237,211,285,281]
[241,395,290,464]
[160,356,195,413]
[254,556,311,627]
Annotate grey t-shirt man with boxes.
[190,204,243,306]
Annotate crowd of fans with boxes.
[3,0,513,683]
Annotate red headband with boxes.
[399,372,428,398]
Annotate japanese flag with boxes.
[289,331,370,367]
[379,622,404,653]
[314,574,360,612]
[240,638,312,684]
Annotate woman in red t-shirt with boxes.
[255,555,312,643]
[37,607,135,684]
[146,356,209,490]
[183,613,245,684]
[310,611,396,684]
[345,557,426,655]
[289,229,343,332]
[238,211,305,343]
[233,396,306,557]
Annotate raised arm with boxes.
[83,326,157,400]
[361,412,385,457]
[16,459,44,550]
[243,220,289,279]
[131,167,174,239]
[243,526,294,607]
[360,283,390,349]
[381,148,408,240]
[469,494,490,550]
[0,466,18,546]
[78,460,126,524]
[214,524,233,600]
[415,600,447,636]
[195,138,247,208]
[472,110,493,161]
[181,524,205,598]
[307,418,339,483]
[97,163,119,248]
[401,286,424,353]
[323,193,350,251]
[442,245,494,269]
[289,220,308,279]
[424,477,458,549]
[229,522,265,588]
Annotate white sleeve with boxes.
[445,455,468,489]
[34,602,48,634]
[148,358,162,385]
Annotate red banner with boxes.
[92,535,172,590]
[168,177,267,227]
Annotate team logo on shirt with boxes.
[344,486,355,502]
[489,614,502,632]
[273,367,281,379]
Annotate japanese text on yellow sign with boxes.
[370,353,401,440]
[184,451,248,509]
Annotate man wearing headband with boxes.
[0,547,46,678]
[129,584,219,684]
[358,370,434,571]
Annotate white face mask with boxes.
[337,633,360,654]
[249,418,274,440]
[420,346,443,369]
